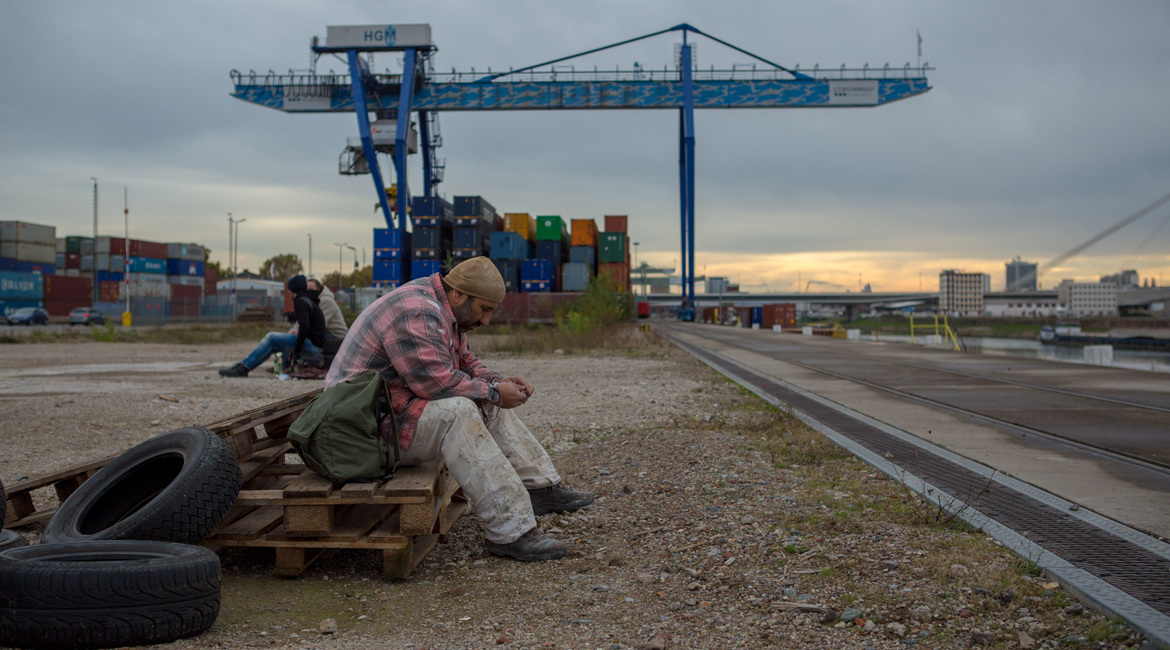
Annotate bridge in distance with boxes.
[644,291,939,318]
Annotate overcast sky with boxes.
[2,1,1168,293]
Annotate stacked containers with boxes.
[565,218,599,291]
[1,221,57,275]
[411,227,448,260]
[204,266,218,296]
[598,216,631,292]
[166,243,206,290]
[535,216,568,290]
[125,252,168,298]
[489,231,529,295]
[453,196,499,260]
[520,259,553,293]
[410,196,454,229]
[504,213,536,243]
[43,275,92,316]
[373,228,412,288]
[0,271,44,317]
[411,260,443,280]
[760,303,797,329]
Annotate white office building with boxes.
[939,270,990,316]
[1057,280,1118,317]
[983,291,1060,317]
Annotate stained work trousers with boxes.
[402,397,560,544]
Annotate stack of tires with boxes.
[0,427,242,649]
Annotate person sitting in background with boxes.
[309,278,349,341]
[219,274,327,378]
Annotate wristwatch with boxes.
[488,385,501,405]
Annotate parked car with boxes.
[7,307,50,326]
[68,307,105,326]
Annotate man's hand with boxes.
[504,376,534,398]
[496,381,529,409]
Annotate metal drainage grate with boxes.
[679,339,1170,616]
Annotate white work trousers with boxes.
[402,397,560,544]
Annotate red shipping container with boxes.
[44,275,92,302]
[204,267,218,295]
[44,300,89,318]
[99,281,120,302]
[597,262,629,290]
[760,303,797,329]
[636,301,650,318]
[97,236,126,255]
[170,284,201,319]
[65,253,81,269]
[604,215,628,233]
[128,239,167,258]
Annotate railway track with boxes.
[659,325,1170,645]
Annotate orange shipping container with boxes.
[504,213,536,243]
[604,215,628,233]
[570,219,599,247]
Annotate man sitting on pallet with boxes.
[325,257,593,562]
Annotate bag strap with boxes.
[377,374,401,480]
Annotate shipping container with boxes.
[760,303,797,329]
[1,241,55,264]
[55,238,65,254]
[570,219,599,248]
[535,216,568,243]
[64,236,87,254]
[411,260,443,278]
[453,228,490,252]
[54,253,65,269]
[637,301,650,318]
[604,215,629,233]
[80,255,94,272]
[452,249,489,260]
[96,236,127,256]
[80,239,94,256]
[0,271,45,300]
[163,243,203,261]
[520,259,553,282]
[96,253,109,272]
[65,269,80,277]
[16,261,54,275]
[373,228,411,249]
[44,275,92,302]
[204,267,218,295]
[489,232,530,260]
[520,280,552,293]
[561,263,592,292]
[128,239,167,259]
[598,262,630,290]
[568,246,596,268]
[410,196,454,227]
[535,240,566,264]
[492,260,521,293]
[167,275,206,287]
[0,299,43,317]
[45,299,89,317]
[410,228,447,260]
[125,272,168,284]
[0,257,15,272]
[96,271,124,283]
[503,213,536,242]
[1,221,56,246]
[65,253,81,269]
[752,307,763,326]
[373,259,409,283]
[166,259,205,277]
[121,280,171,299]
[599,232,628,263]
[126,257,167,274]
[99,280,120,302]
[453,196,497,220]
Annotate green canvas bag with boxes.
[287,370,400,484]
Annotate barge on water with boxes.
[1039,325,1170,351]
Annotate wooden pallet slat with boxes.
[216,505,285,541]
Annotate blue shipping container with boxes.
[0,271,44,300]
[374,248,410,261]
[166,259,204,277]
[454,196,496,219]
[561,263,592,292]
[96,271,124,282]
[373,228,411,249]
[15,261,54,275]
[752,307,763,325]
[521,280,551,293]
[411,196,454,218]
[452,249,487,260]
[492,260,520,293]
[535,241,566,264]
[372,280,401,289]
[412,228,444,250]
[373,259,408,283]
[520,259,552,282]
[490,232,529,260]
[0,257,15,272]
[454,228,488,251]
[127,257,167,274]
[568,246,596,267]
[0,299,44,317]
[411,260,443,278]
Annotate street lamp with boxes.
[307,233,312,278]
[334,242,348,292]
[633,241,641,298]
[90,178,98,304]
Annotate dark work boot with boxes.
[218,363,250,378]
[484,526,567,562]
[529,482,595,516]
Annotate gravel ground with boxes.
[0,333,1149,650]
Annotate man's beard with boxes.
[453,299,479,333]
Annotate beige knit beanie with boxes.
[445,257,506,303]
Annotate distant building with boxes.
[1057,280,1118,317]
[705,277,730,294]
[1005,257,1038,292]
[983,291,1060,317]
[939,270,990,316]
[1099,269,1139,290]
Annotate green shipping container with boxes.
[599,231,627,263]
[535,216,568,243]
[65,236,91,254]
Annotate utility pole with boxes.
[228,214,245,301]
[123,187,130,326]
[307,234,313,277]
[633,241,641,298]
[90,178,98,304]
[334,242,348,293]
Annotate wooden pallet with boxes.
[205,457,467,579]
[4,389,320,528]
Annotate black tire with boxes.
[0,540,220,649]
[0,529,28,551]
[1,476,7,530]
[42,427,241,545]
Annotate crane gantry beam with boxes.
[229,23,931,309]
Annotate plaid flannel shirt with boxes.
[324,274,501,450]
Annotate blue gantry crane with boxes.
[230,23,932,311]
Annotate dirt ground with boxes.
[0,334,1146,650]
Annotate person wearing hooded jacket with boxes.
[219,275,327,378]
[309,278,348,340]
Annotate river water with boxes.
[860,333,1170,374]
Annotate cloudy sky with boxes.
[2,1,1169,293]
